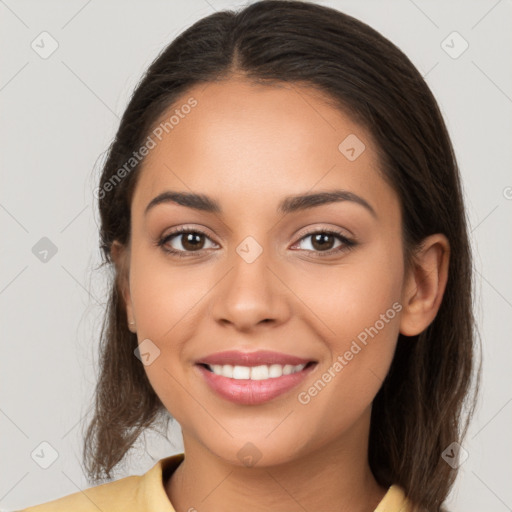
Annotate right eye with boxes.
[157,227,219,257]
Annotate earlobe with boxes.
[399,234,450,337]
[111,240,136,332]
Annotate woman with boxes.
[21,1,479,511]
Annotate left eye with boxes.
[293,231,348,252]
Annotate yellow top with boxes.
[20,453,414,511]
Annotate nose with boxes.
[210,244,292,332]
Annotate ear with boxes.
[399,234,450,337]
[111,240,136,333]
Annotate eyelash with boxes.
[156,226,357,259]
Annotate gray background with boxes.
[1,0,511,510]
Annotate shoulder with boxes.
[18,453,184,512]
[374,484,416,512]
[18,473,143,512]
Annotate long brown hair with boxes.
[83,1,480,509]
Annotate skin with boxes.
[112,77,449,512]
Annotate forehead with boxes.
[131,78,396,220]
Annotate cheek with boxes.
[291,286,402,448]
[291,239,404,408]
[290,235,404,342]
[127,249,216,414]
[129,249,210,338]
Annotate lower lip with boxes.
[195,363,317,405]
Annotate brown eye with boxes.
[309,233,337,251]
[179,232,206,251]
[158,228,218,257]
[296,231,344,252]
[292,229,356,258]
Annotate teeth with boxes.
[208,363,307,380]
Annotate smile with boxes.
[195,361,317,405]
[203,362,309,380]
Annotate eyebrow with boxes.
[144,189,377,218]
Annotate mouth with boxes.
[194,360,318,405]
[197,360,317,380]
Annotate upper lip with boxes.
[196,350,316,367]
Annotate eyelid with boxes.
[294,224,354,241]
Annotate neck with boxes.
[165,408,387,512]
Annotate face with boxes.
[116,78,407,467]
